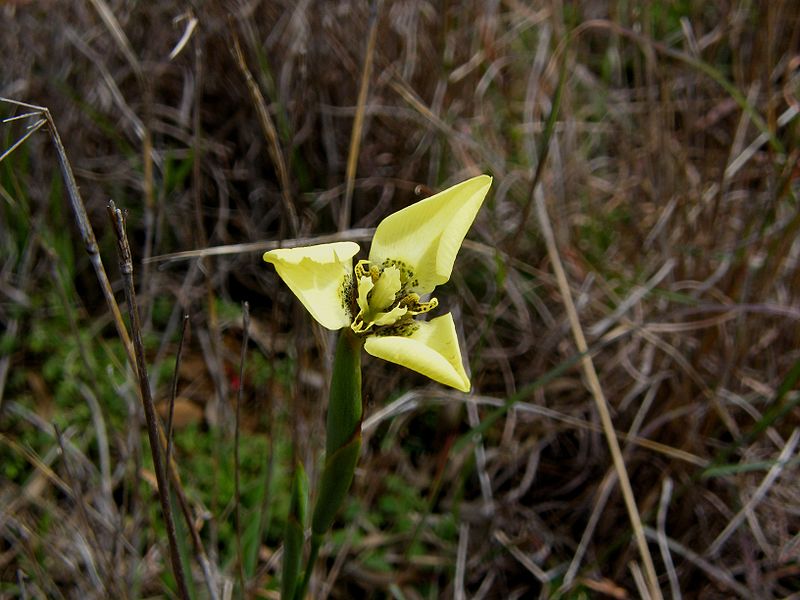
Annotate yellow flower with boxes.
[264,175,492,392]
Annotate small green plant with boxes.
[264,175,492,597]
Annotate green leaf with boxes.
[311,434,362,536]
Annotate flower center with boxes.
[350,260,437,335]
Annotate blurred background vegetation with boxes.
[1,1,799,598]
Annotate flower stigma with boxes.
[349,259,438,336]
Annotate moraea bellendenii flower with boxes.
[264,175,492,392]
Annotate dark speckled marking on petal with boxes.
[372,318,420,338]
[338,273,356,320]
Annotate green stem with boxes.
[323,330,364,459]
[295,330,363,598]
[293,535,321,600]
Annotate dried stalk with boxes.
[340,0,380,231]
[230,31,298,236]
[0,98,136,368]
[533,185,663,600]
[165,314,190,471]
[107,201,190,600]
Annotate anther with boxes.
[354,260,371,279]
[411,297,438,315]
[369,265,381,283]
[398,293,420,308]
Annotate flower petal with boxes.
[264,242,360,330]
[364,313,471,392]
[369,175,492,294]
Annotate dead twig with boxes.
[340,0,380,231]
[230,30,299,236]
[107,201,191,600]
[1,98,136,371]
[165,314,190,471]
[533,184,663,600]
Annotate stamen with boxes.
[397,293,437,315]
[349,260,439,337]
[369,265,381,283]
[354,260,371,279]
[410,297,438,315]
[398,293,420,307]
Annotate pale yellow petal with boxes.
[263,242,359,330]
[364,313,471,392]
[369,175,492,294]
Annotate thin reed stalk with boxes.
[340,0,380,231]
[0,99,136,368]
[533,185,663,600]
[108,201,191,600]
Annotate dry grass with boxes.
[2,1,800,598]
